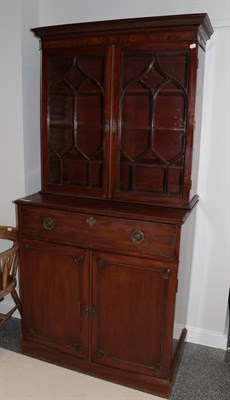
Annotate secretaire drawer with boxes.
[18,206,178,260]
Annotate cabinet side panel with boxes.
[173,207,196,340]
[190,45,205,201]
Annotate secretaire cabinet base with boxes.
[16,192,194,399]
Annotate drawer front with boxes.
[18,206,177,260]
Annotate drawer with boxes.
[18,206,178,260]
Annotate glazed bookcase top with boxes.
[31,13,213,208]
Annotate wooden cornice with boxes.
[31,13,213,44]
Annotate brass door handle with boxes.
[112,120,117,134]
[83,305,89,318]
[105,120,110,133]
[105,120,117,133]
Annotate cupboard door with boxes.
[21,240,89,359]
[42,46,112,198]
[91,252,177,377]
[111,44,196,206]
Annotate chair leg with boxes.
[0,305,18,327]
[11,289,22,316]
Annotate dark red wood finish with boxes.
[21,240,89,359]
[16,193,183,398]
[15,14,213,399]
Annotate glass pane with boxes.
[49,126,73,156]
[134,166,165,193]
[157,53,188,87]
[118,50,188,198]
[49,82,74,125]
[168,168,183,195]
[122,91,150,128]
[155,91,186,130]
[154,130,184,162]
[121,129,149,160]
[47,53,105,191]
[62,157,88,186]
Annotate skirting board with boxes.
[1,300,228,350]
[174,324,228,350]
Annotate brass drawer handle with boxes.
[43,217,55,231]
[131,230,145,244]
[86,216,97,228]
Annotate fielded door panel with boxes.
[21,240,90,359]
[42,46,113,198]
[111,44,197,206]
[91,252,177,377]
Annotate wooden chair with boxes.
[0,226,22,327]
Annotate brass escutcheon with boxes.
[86,216,97,228]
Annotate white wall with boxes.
[0,0,40,315]
[39,0,229,25]
[21,0,40,195]
[1,0,229,349]
[186,24,230,348]
[0,1,25,227]
[0,0,40,225]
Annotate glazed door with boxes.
[41,43,197,206]
[110,43,197,206]
[42,46,113,198]
[91,252,177,377]
[21,240,89,359]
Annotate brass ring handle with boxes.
[130,230,145,244]
[86,216,97,228]
[43,217,55,231]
